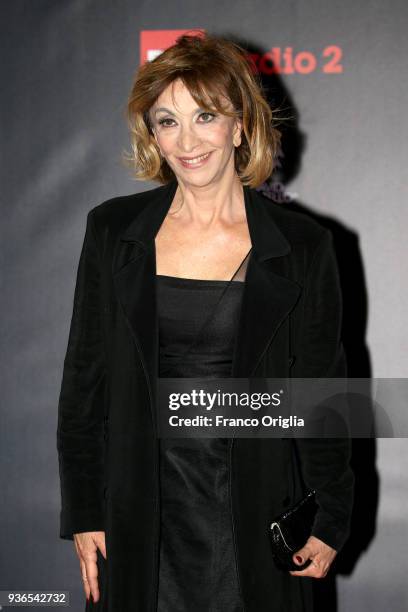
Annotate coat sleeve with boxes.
[56,210,107,541]
[292,229,355,553]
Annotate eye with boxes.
[158,117,176,127]
[157,112,217,128]
[198,112,216,122]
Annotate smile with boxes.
[178,151,212,168]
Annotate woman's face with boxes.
[149,78,242,186]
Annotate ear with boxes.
[233,119,243,147]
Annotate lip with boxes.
[177,151,213,169]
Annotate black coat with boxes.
[57,179,354,612]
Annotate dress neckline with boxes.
[156,275,244,286]
[156,247,252,284]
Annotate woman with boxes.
[57,33,354,612]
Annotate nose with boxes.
[177,124,202,153]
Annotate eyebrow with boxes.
[153,106,210,116]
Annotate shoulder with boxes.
[252,188,333,254]
[86,182,168,236]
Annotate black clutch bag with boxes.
[269,489,318,571]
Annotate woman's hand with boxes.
[289,535,337,578]
[73,531,106,603]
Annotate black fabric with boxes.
[156,271,247,611]
[157,276,244,377]
[57,181,354,612]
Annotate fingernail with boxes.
[296,555,303,563]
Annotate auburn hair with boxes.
[122,31,282,187]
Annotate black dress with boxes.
[156,249,251,612]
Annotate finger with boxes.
[83,549,100,603]
[79,558,91,600]
[97,535,107,560]
[292,543,314,566]
[290,558,327,579]
[74,537,81,559]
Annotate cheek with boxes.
[207,124,234,147]
[156,132,178,154]
[157,134,178,157]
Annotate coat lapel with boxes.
[112,179,301,421]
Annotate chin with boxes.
[180,173,221,187]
